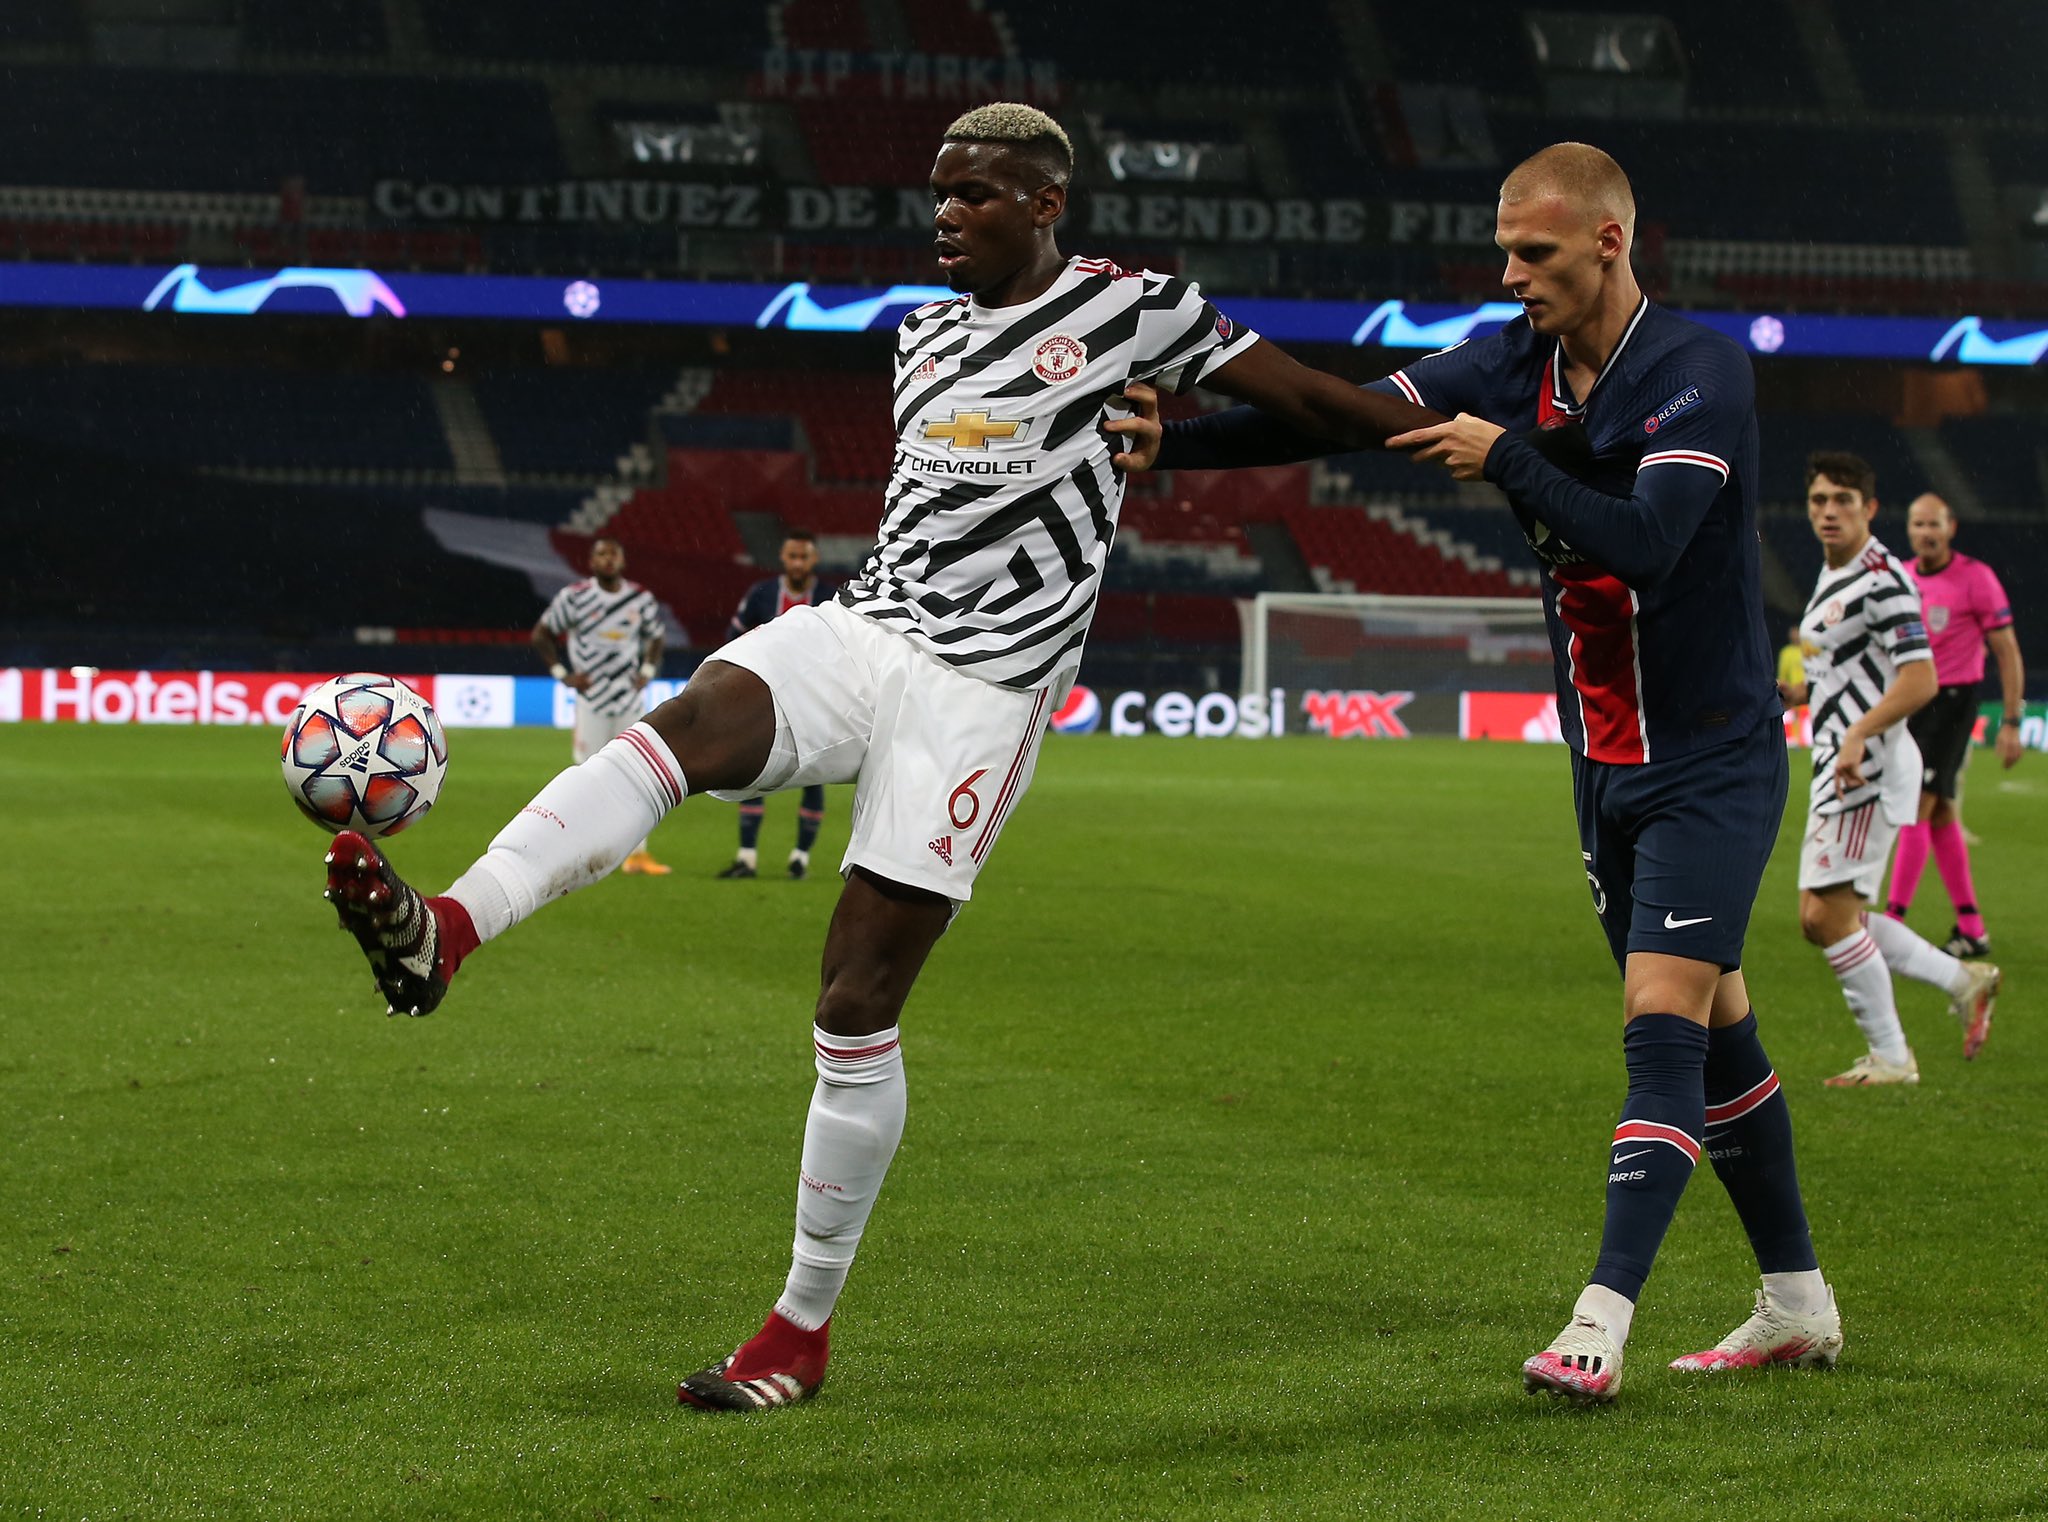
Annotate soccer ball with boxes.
[280,673,448,837]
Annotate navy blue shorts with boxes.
[1570,717,1787,975]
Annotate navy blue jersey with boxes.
[1160,299,1780,765]
[1373,300,1778,763]
[727,575,830,641]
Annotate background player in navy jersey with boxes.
[316,102,1454,1411]
[715,531,831,881]
[1137,143,1839,1402]
[531,536,670,875]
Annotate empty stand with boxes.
[0,364,450,473]
[694,370,895,483]
[901,0,1007,57]
[0,69,562,192]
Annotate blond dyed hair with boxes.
[943,102,1074,183]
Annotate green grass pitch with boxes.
[3,723,2044,1520]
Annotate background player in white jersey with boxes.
[316,101,1444,1410]
[530,536,671,875]
[1787,453,1999,1086]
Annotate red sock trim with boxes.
[726,1311,830,1382]
[429,895,480,976]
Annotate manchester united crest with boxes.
[1032,333,1087,383]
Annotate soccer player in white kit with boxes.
[318,102,1445,1409]
[1787,453,2000,1086]
[530,535,670,874]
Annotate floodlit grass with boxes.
[2,723,2043,1520]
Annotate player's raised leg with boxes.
[677,868,948,1410]
[324,661,777,1014]
[1861,908,2001,1059]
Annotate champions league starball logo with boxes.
[142,264,406,317]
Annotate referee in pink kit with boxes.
[1885,492,2027,956]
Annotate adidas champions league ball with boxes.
[280,673,448,837]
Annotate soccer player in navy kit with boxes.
[716,531,832,881]
[1147,144,1839,1401]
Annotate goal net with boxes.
[1240,592,1555,739]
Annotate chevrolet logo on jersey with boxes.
[923,410,1028,450]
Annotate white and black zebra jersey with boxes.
[541,577,664,719]
[837,256,1259,690]
[1801,534,1931,814]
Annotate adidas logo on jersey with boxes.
[928,836,953,866]
[913,356,939,380]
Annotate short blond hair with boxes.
[1500,142,1636,240]
[944,102,1073,183]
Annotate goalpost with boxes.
[1240,592,1554,736]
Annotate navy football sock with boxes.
[1702,1012,1818,1274]
[1591,1013,1708,1302]
[796,784,825,854]
[737,799,765,851]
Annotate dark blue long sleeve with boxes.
[1155,406,1346,470]
[1484,433,1722,589]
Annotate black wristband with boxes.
[2000,716,2022,728]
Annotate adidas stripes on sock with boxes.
[1591,1013,1708,1304]
[445,722,685,943]
[1702,1013,1818,1275]
[775,1025,907,1333]
[1824,929,1910,1064]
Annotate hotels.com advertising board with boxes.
[7,669,2042,753]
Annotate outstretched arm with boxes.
[1197,340,1447,456]
[1111,341,1449,473]
[1387,413,1724,589]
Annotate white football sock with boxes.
[1824,930,1911,1064]
[445,722,684,943]
[1862,910,1968,996]
[1573,1282,1636,1345]
[774,1026,906,1332]
[734,847,759,870]
[1762,1268,1829,1316]
[789,848,811,869]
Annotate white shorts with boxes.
[1798,797,1898,899]
[707,600,1051,905]
[573,697,640,763]
[1800,732,1920,898]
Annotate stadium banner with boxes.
[1460,693,2048,752]
[1056,686,1428,739]
[0,668,432,727]
[3,262,2046,363]
[0,669,681,729]
[10,672,2046,754]
[372,176,1493,247]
